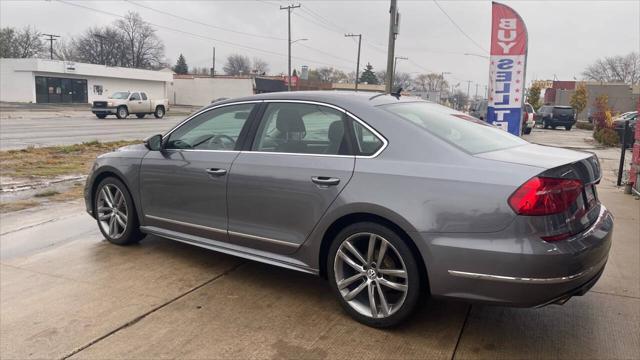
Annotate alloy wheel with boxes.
[97,184,128,239]
[334,232,408,319]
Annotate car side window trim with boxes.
[161,99,388,158]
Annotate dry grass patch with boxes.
[0,140,141,178]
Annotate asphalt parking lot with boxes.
[1,126,639,359]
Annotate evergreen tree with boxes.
[359,63,378,85]
[173,54,188,74]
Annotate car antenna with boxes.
[390,87,402,99]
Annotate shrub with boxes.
[594,128,619,147]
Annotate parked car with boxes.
[469,99,488,120]
[85,92,612,328]
[92,91,169,119]
[522,103,535,135]
[537,105,576,130]
[613,111,637,147]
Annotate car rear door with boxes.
[139,102,259,242]
[226,101,356,254]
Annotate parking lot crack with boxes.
[450,304,472,360]
[59,261,246,360]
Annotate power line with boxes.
[432,0,488,54]
[126,0,286,41]
[55,0,349,70]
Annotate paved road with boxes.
[0,114,185,150]
[1,128,638,359]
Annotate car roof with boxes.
[203,91,428,111]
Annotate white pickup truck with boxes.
[91,91,169,119]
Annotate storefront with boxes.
[34,76,88,103]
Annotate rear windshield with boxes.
[381,102,527,154]
[553,107,574,115]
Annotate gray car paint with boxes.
[85,91,612,307]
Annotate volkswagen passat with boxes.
[85,92,612,327]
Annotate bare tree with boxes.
[583,52,640,85]
[0,26,44,58]
[375,70,386,85]
[70,27,130,67]
[252,57,269,74]
[115,11,164,69]
[413,73,449,92]
[223,54,251,75]
[393,72,413,90]
[314,67,348,83]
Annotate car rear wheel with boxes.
[136,113,146,119]
[543,120,549,129]
[94,177,144,245]
[96,114,107,119]
[523,127,532,135]
[116,106,128,119]
[154,106,165,119]
[565,125,572,131]
[328,222,421,328]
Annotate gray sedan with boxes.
[84,91,612,327]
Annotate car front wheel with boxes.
[328,222,421,328]
[116,106,128,119]
[94,177,144,245]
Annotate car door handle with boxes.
[311,176,340,186]
[205,168,227,176]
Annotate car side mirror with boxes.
[144,134,163,151]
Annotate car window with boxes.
[381,102,527,154]
[141,92,148,100]
[252,103,348,155]
[165,104,255,150]
[130,92,141,101]
[109,92,129,99]
[351,121,383,156]
[553,107,574,116]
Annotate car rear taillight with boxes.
[508,177,583,216]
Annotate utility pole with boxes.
[211,46,216,77]
[345,33,362,91]
[475,83,479,99]
[385,0,399,93]
[42,34,60,60]
[281,3,301,91]
[439,71,451,104]
[466,80,472,106]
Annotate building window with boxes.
[35,76,87,104]
[93,85,103,95]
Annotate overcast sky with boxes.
[2,0,639,91]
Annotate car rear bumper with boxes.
[547,118,576,126]
[417,204,613,307]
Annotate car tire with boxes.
[543,120,549,129]
[94,177,144,246]
[96,114,107,119]
[565,125,572,131]
[524,127,532,135]
[116,106,128,119]
[154,106,165,119]
[328,222,422,328]
[136,113,146,119]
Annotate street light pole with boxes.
[281,3,301,91]
[393,56,408,86]
[345,33,362,91]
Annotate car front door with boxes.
[140,92,151,112]
[140,102,258,241]
[226,101,358,254]
[128,92,143,113]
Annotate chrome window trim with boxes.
[447,257,606,284]
[159,99,388,159]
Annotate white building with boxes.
[169,75,254,106]
[0,58,173,104]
